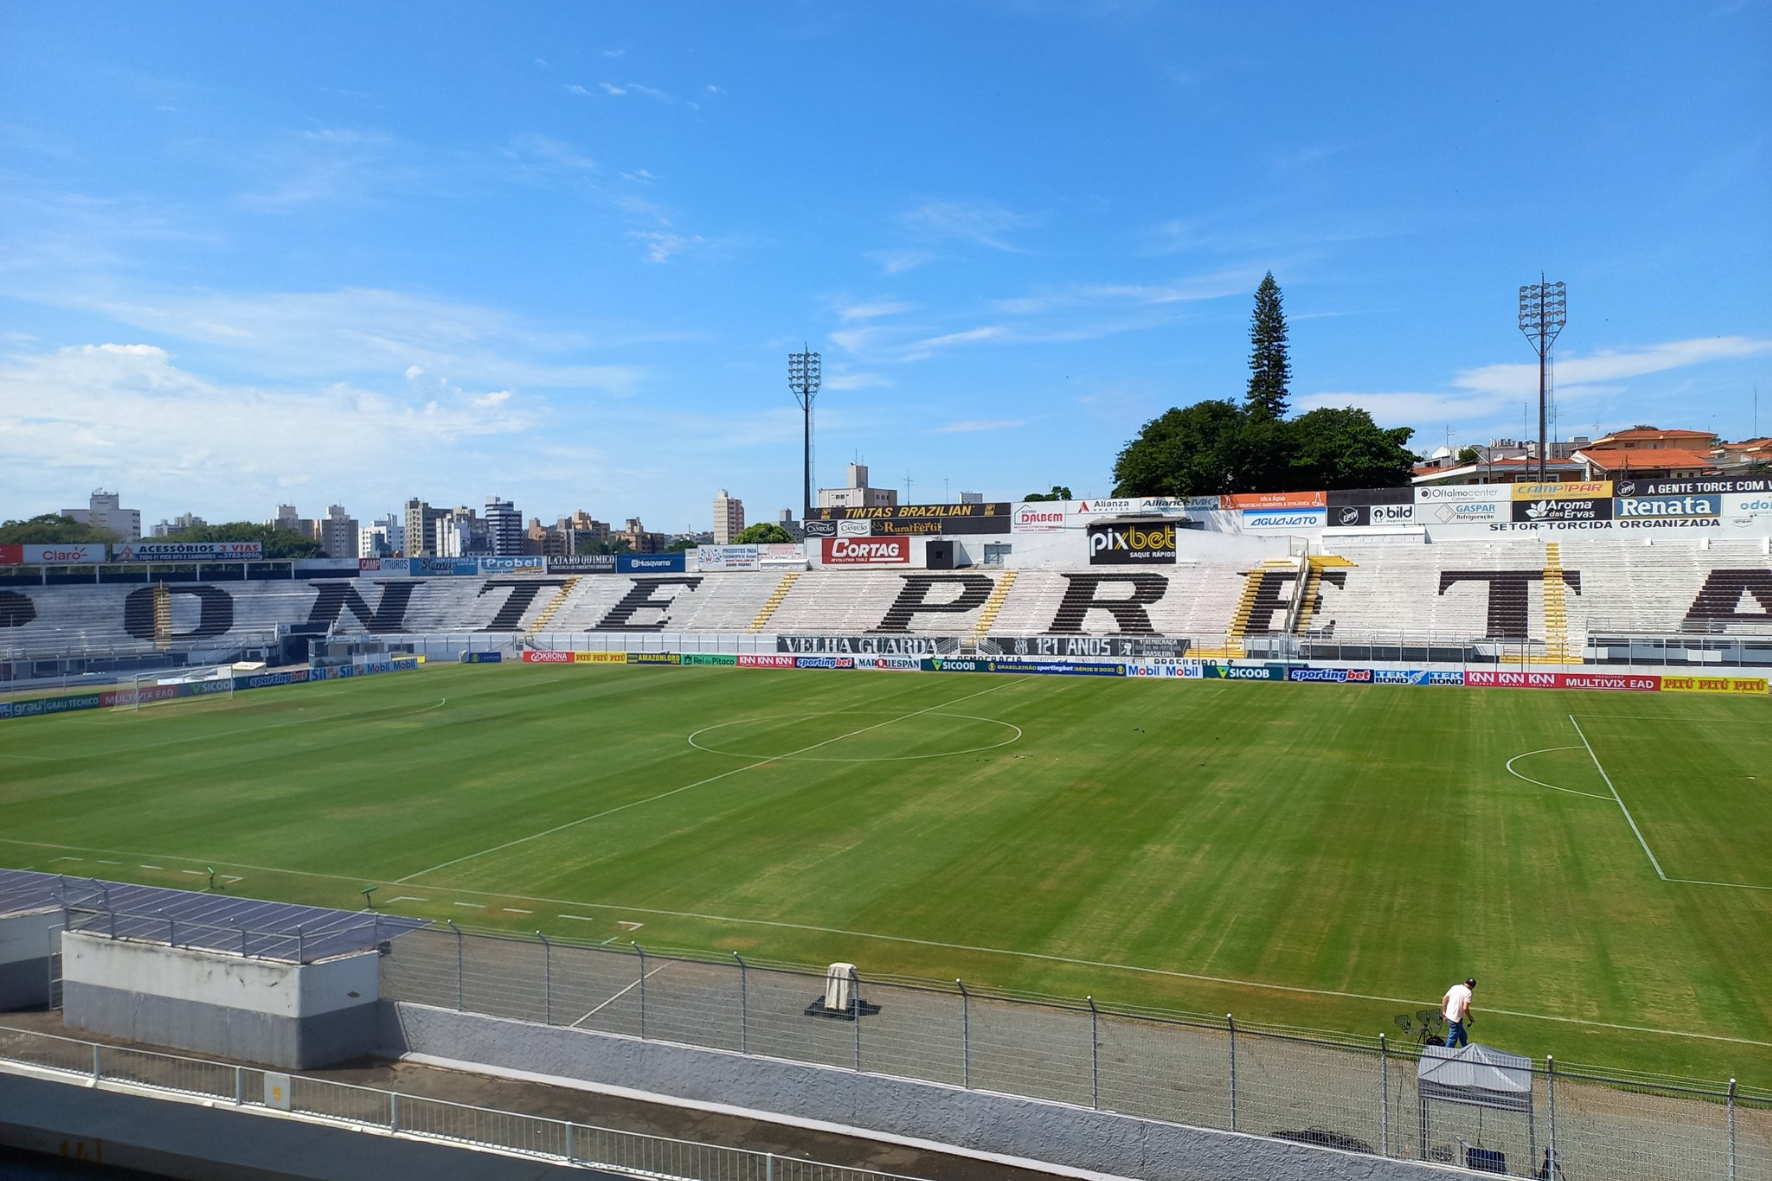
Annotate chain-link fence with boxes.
[0,1023,942,1181]
[383,925,1770,1181]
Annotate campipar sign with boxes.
[1086,521,1177,565]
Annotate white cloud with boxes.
[824,372,892,390]
[869,248,933,274]
[503,132,596,173]
[837,300,914,322]
[565,83,592,96]
[631,230,704,263]
[1453,337,1772,398]
[598,82,626,96]
[909,325,1008,351]
[899,200,1039,251]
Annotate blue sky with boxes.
[2,2,1768,533]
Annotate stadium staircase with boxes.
[152,584,172,651]
[746,571,801,633]
[524,577,580,638]
[1194,559,1300,657]
[1293,555,1356,634]
[967,569,1017,644]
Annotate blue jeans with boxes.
[1445,1019,1468,1048]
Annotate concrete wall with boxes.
[0,1070,593,1180]
[63,933,380,1068]
[0,909,61,1010]
[382,1002,1461,1181]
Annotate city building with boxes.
[484,497,523,556]
[524,518,569,557]
[150,512,207,537]
[435,507,490,557]
[61,489,142,541]
[403,498,447,558]
[712,490,745,544]
[959,491,983,504]
[776,508,803,539]
[618,517,666,553]
[560,510,611,555]
[317,505,359,560]
[817,463,897,509]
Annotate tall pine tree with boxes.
[1246,272,1290,419]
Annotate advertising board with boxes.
[1128,662,1185,677]
[1509,498,1612,523]
[458,651,504,663]
[1201,663,1288,680]
[548,555,617,573]
[0,543,108,564]
[1287,667,1375,683]
[626,652,682,665]
[1464,670,1661,691]
[759,543,806,561]
[1328,487,1413,506]
[574,651,627,663]
[1372,669,1466,686]
[522,650,574,663]
[1659,675,1768,693]
[1421,500,1504,525]
[979,635,1190,658]
[738,654,797,668]
[617,552,688,574]
[822,536,910,565]
[1617,477,1771,497]
[113,542,264,561]
[1723,494,1772,517]
[1086,521,1177,564]
[1222,490,1327,510]
[1510,482,1612,500]
[1613,495,1720,521]
[481,556,546,574]
[358,558,411,576]
[1242,509,1328,530]
[851,655,923,671]
[806,503,1011,536]
[680,653,739,666]
[801,519,872,538]
[1012,504,1067,532]
[794,656,856,670]
[1414,485,1512,504]
[695,545,760,571]
[1329,504,1415,527]
[411,558,481,576]
[778,633,958,655]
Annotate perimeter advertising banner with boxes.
[821,536,910,565]
[695,545,760,571]
[1465,670,1661,691]
[738,654,797,668]
[801,519,872,538]
[411,558,481,576]
[627,652,682,665]
[778,633,958,655]
[481,556,546,573]
[575,651,627,663]
[1086,521,1177,564]
[0,543,108,564]
[522,650,574,663]
[1659,675,1769,693]
[1615,477,1770,497]
[1201,663,1289,680]
[113,542,263,561]
[1510,482,1612,500]
[548,555,617,573]
[850,655,923,671]
[679,653,738,666]
[617,552,687,574]
[806,502,1011,536]
[358,558,411,575]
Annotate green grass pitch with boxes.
[3,663,1768,1082]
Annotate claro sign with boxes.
[822,536,911,565]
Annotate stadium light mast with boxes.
[788,346,821,515]
[1518,278,1567,482]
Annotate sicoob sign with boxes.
[822,536,910,565]
[1086,522,1176,564]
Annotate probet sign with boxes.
[1086,521,1177,565]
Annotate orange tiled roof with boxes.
[1577,447,1720,471]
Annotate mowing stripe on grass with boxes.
[3,834,1762,1048]
[1571,713,1667,880]
[394,678,1030,884]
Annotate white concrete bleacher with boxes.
[1554,537,1772,634]
[1312,540,1549,641]
[988,566,1248,638]
[539,572,781,633]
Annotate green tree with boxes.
[665,537,698,552]
[1457,445,1481,465]
[1111,400,1253,497]
[1246,272,1291,419]
[0,514,120,545]
[157,522,323,558]
[1285,407,1417,490]
[1021,485,1074,502]
[733,521,796,544]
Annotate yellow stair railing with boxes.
[1293,554,1356,634]
[746,571,802,633]
[152,583,172,651]
[1195,559,1297,658]
[525,576,581,638]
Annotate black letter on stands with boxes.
[305,582,417,634]
[477,579,570,631]
[122,585,236,641]
[873,575,995,632]
[595,577,703,631]
[1049,573,1169,634]
[0,591,36,628]
[1438,570,1579,640]
[1682,570,1772,626]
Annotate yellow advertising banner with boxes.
[1660,675,1769,694]
[1510,481,1612,500]
[572,651,628,664]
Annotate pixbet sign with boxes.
[1086,521,1177,564]
[822,536,910,565]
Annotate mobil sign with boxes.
[822,536,910,565]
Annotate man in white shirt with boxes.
[1442,977,1476,1047]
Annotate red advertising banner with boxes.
[1465,670,1661,691]
[737,654,797,668]
[521,650,574,664]
[0,545,21,565]
[1220,490,1327,510]
[822,536,911,565]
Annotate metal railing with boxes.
[0,1024,943,1181]
[382,926,1772,1181]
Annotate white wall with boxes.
[62,932,378,1017]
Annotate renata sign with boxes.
[822,536,910,565]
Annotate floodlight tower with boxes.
[788,346,821,515]
[1518,278,1567,482]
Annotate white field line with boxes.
[571,962,670,1028]
[395,678,1029,883]
[8,825,1768,1045]
[1503,747,1609,799]
[1569,714,1772,894]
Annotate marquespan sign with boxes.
[851,655,922,671]
[1086,521,1177,564]
[822,536,911,565]
[112,542,263,561]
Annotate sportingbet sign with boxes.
[1086,521,1177,564]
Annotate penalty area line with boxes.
[1503,746,1609,800]
[1570,714,1667,881]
